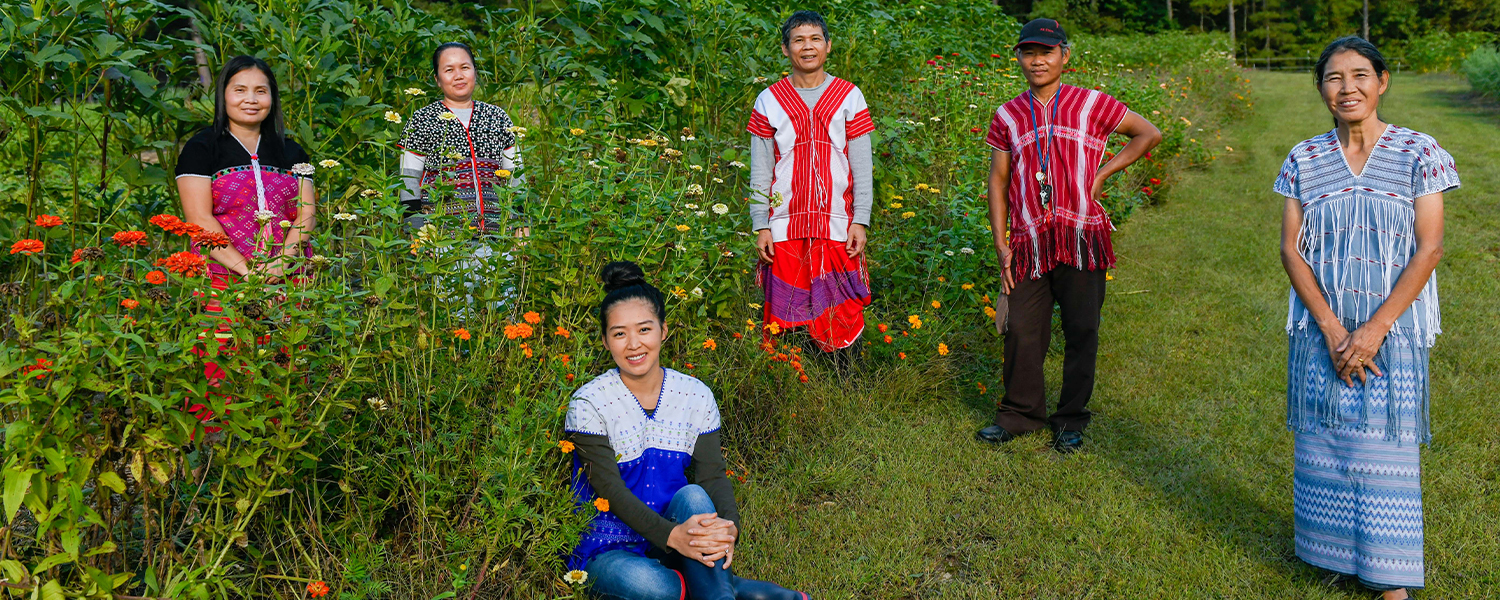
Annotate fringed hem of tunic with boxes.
[1286,325,1431,445]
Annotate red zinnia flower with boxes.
[155,251,207,278]
[19,358,53,379]
[306,581,329,598]
[149,214,181,230]
[191,231,232,250]
[9,239,43,255]
[146,270,167,284]
[112,230,149,248]
[1141,187,1154,196]
[171,221,204,237]
[970,127,981,133]
[121,298,140,309]
[34,215,63,228]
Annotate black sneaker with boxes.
[975,425,1016,444]
[1052,430,1084,453]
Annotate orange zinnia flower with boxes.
[558,354,572,365]
[554,326,571,338]
[112,230,149,247]
[558,440,575,453]
[566,373,575,382]
[146,270,167,284]
[521,343,534,358]
[33,215,63,228]
[154,251,207,277]
[306,581,329,598]
[120,299,140,309]
[877,323,888,333]
[594,497,610,512]
[10,239,44,255]
[148,214,181,230]
[798,373,809,383]
[702,338,717,350]
[523,311,543,324]
[452,328,471,341]
[931,300,941,309]
[504,323,535,340]
[191,231,232,250]
[898,352,907,359]
[883,335,892,344]
[732,332,743,339]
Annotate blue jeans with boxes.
[586,485,806,600]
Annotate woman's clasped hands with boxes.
[667,512,738,568]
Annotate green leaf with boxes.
[3,466,37,522]
[83,540,117,557]
[97,471,125,494]
[287,325,309,345]
[61,528,79,559]
[32,552,72,575]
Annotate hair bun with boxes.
[599,261,647,293]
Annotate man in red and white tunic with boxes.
[747,10,876,356]
[976,19,1161,453]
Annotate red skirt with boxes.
[758,239,871,351]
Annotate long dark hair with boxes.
[597,261,667,336]
[212,55,284,140]
[1313,37,1389,127]
[431,41,476,74]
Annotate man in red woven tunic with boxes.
[976,19,1161,453]
[747,10,876,359]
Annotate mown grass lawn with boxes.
[726,72,1500,598]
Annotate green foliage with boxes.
[1463,45,1500,97]
[0,0,1246,597]
[1405,30,1497,73]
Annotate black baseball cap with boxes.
[1015,18,1067,48]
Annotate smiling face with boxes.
[435,47,477,104]
[603,298,666,379]
[1015,43,1070,90]
[781,23,830,75]
[1319,50,1388,126]
[224,67,272,130]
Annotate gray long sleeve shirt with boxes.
[748,75,874,233]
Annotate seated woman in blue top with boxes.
[567,261,807,600]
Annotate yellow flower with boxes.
[765,322,782,335]
[930,300,941,309]
[984,306,997,318]
[594,497,610,512]
[928,187,941,194]
[558,440,575,453]
[675,224,691,232]
[1106,273,1114,281]
[891,195,904,201]
[570,128,585,136]
[745,319,756,331]
[901,211,915,219]
[915,183,929,191]
[961,283,974,290]
[889,202,903,209]
[671,287,688,299]
[495,169,512,178]
[938,343,950,356]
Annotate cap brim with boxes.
[1013,38,1064,48]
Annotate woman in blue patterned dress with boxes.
[1275,37,1456,599]
[565,261,806,600]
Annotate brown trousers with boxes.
[994,266,1107,434]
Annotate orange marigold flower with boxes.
[111,230,149,247]
[306,581,329,598]
[931,300,942,309]
[732,332,743,339]
[523,311,543,324]
[977,382,988,394]
[521,343,534,358]
[558,354,572,365]
[504,323,535,340]
[685,363,695,369]
[594,497,610,512]
[898,352,907,360]
[558,440,575,453]
[146,270,167,284]
[984,306,997,319]
[566,373,575,382]
[764,322,782,335]
[191,230,232,250]
[554,326,571,338]
[34,215,63,228]
[121,298,140,309]
[883,335,893,344]
[938,343,950,356]
[149,214,181,230]
[10,239,44,255]
[798,373,809,383]
[453,328,471,341]
[702,338,717,350]
[877,323,888,333]
[154,251,207,277]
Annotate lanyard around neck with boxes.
[1026,90,1061,177]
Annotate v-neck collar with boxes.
[1333,123,1390,180]
[619,367,666,421]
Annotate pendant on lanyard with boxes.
[1027,90,1060,210]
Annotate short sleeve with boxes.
[174,132,215,179]
[747,92,776,140]
[397,108,437,157]
[699,396,722,436]
[844,86,875,141]
[1274,152,1300,199]
[984,109,1010,152]
[565,397,607,436]
[284,140,313,180]
[1088,91,1129,139]
[1412,139,1460,198]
